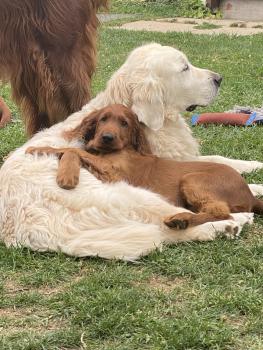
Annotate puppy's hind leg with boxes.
[164,173,232,229]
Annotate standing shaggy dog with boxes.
[0,0,108,136]
[0,44,260,261]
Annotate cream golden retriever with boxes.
[0,43,260,260]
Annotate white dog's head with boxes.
[108,43,222,131]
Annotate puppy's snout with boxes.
[213,74,223,87]
[102,133,114,144]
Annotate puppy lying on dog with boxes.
[26,104,263,229]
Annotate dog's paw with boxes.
[211,219,241,239]
[248,184,263,197]
[231,212,254,226]
[57,173,79,190]
[25,146,38,154]
[164,212,191,230]
[25,146,56,155]
[224,220,241,239]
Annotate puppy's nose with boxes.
[213,74,223,87]
[102,133,114,143]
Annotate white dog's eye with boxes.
[182,65,189,72]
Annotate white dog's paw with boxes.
[211,219,242,239]
[248,184,263,197]
[239,160,263,174]
[250,161,263,170]
[231,212,254,226]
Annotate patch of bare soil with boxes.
[118,17,263,35]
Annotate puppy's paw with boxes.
[25,146,57,156]
[57,173,79,190]
[25,146,38,154]
[164,212,192,230]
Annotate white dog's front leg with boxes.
[198,155,263,174]
[248,184,263,197]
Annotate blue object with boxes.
[245,112,257,126]
[191,114,199,126]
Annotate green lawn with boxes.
[110,0,212,18]
[1,27,263,350]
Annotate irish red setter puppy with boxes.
[26,104,263,229]
[0,0,108,136]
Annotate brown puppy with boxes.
[26,104,263,229]
[0,0,108,136]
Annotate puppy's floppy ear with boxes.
[63,110,100,141]
[131,116,152,154]
[131,76,164,131]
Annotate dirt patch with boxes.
[98,13,136,23]
[3,272,87,297]
[118,17,263,35]
[221,314,247,329]
[134,275,188,293]
[148,276,187,293]
[0,306,67,335]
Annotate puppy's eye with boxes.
[182,65,189,72]
[120,120,128,127]
[100,116,108,122]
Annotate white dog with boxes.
[0,44,260,260]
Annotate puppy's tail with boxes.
[252,198,263,215]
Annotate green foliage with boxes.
[111,0,212,18]
[194,21,222,29]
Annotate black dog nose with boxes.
[214,75,223,87]
[102,133,114,143]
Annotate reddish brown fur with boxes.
[26,104,263,229]
[0,96,11,127]
[0,0,108,136]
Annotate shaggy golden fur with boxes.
[0,0,108,136]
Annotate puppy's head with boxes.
[65,104,151,154]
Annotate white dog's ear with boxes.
[131,77,164,131]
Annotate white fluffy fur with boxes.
[0,43,259,260]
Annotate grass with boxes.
[230,22,247,28]
[194,22,222,30]
[1,26,263,349]
[110,0,214,19]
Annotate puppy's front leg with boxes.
[80,154,124,183]
[57,151,81,190]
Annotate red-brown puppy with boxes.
[26,104,263,229]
